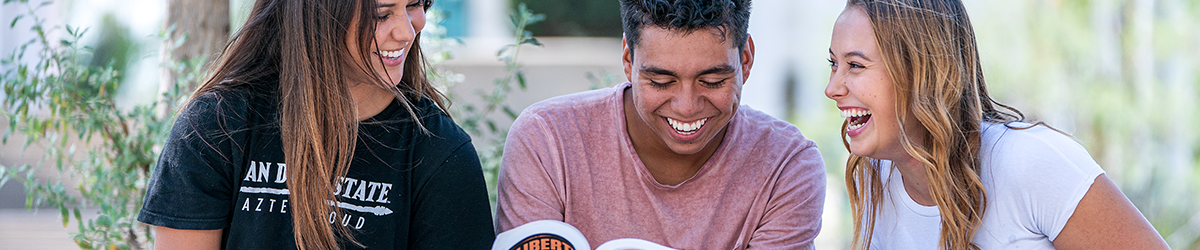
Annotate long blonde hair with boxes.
[842,0,1025,249]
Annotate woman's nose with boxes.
[825,73,847,100]
[384,15,416,44]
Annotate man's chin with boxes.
[663,139,708,156]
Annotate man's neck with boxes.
[622,87,727,186]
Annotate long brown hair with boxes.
[185,0,444,249]
[841,0,1025,249]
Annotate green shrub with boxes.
[444,3,544,209]
[0,0,201,248]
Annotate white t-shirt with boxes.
[868,122,1105,249]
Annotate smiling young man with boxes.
[493,0,826,249]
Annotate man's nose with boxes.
[671,83,704,117]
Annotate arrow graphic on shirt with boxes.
[239,186,290,195]
[239,187,393,216]
[327,201,394,216]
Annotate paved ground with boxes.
[0,208,82,250]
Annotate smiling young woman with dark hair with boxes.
[136,0,494,249]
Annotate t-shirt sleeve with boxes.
[137,91,246,230]
[748,144,827,249]
[408,140,496,249]
[989,129,1105,241]
[493,112,566,233]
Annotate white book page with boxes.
[594,238,677,250]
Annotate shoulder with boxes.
[181,87,254,123]
[415,97,468,139]
[978,122,1104,202]
[726,106,824,178]
[510,86,622,137]
[976,122,1107,242]
[399,97,476,169]
[171,86,261,143]
[979,122,1102,176]
[520,86,620,122]
[730,106,820,154]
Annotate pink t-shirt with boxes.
[495,82,826,249]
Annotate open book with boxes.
[492,220,677,250]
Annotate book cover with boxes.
[493,220,677,250]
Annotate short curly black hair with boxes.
[620,0,752,56]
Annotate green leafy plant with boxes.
[438,3,544,208]
[0,0,201,248]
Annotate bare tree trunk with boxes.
[166,0,229,69]
[159,0,229,115]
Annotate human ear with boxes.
[622,33,634,83]
[741,34,755,82]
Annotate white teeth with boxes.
[375,49,404,58]
[841,109,872,132]
[667,117,707,135]
[840,109,872,118]
[847,120,866,130]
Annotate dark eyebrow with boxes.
[639,65,734,78]
[698,65,736,76]
[829,48,874,62]
[378,3,396,7]
[844,51,873,62]
[640,66,677,77]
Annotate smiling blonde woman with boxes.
[825,0,1168,249]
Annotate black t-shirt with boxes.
[138,86,494,249]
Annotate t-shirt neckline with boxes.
[886,164,941,217]
[362,96,405,123]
